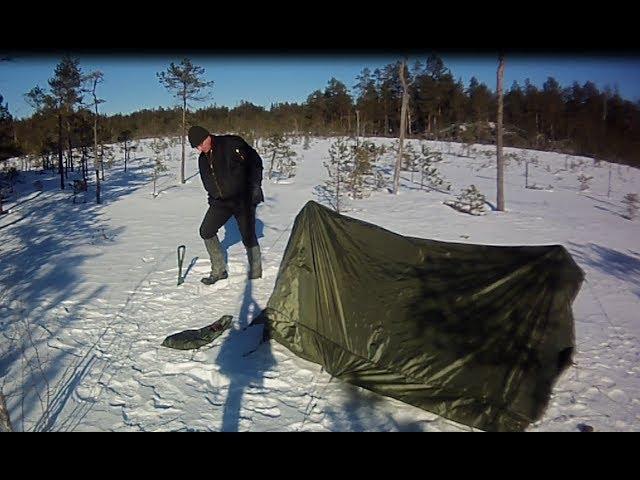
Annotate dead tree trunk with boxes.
[67,125,74,174]
[58,113,65,190]
[496,53,505,212]
[93,108,101,204]
[124,139,129,173]
[181,96,186,184]
[394,59,410,195]
[100,143,105,180]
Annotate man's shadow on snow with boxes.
[214,276,275,431]
[214,209,274,431]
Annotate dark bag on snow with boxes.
[162,315,233,350]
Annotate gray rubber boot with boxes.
[202,236,228,285]
[247,245,262,279]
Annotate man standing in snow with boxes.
[188,125,264,285]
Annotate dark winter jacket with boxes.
[198,135,264,206]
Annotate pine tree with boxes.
[0,94,18,215]
[101,144,115,173]
[321,137,352,213]
[149,138,169,197]
[577,173,593,192]
[117,130,133,172]
[48,56,83,189]
[393,138,421,183]
[353,68,379,136]
[264,133,297,180]
[445,185,487,215]
[349,140,385,198]
[418,144,450,191]
[157,58,214,184]
[323,78,353,132]
[0,94,19,162]
[402,141,419,173]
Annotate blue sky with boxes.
[1,54,639,120]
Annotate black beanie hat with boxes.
[188,126,210,148]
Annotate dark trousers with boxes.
[199,200,258,248]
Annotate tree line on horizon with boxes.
[2,54,640,173]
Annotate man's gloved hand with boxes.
[251,185,264,205]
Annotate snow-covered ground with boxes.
[1,136,639,432]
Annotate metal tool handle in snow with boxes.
[177,245,186,285]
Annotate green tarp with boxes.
[255,201,584,431]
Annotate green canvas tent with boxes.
[254,201,584,431]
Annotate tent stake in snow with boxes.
[177,245,186,285]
